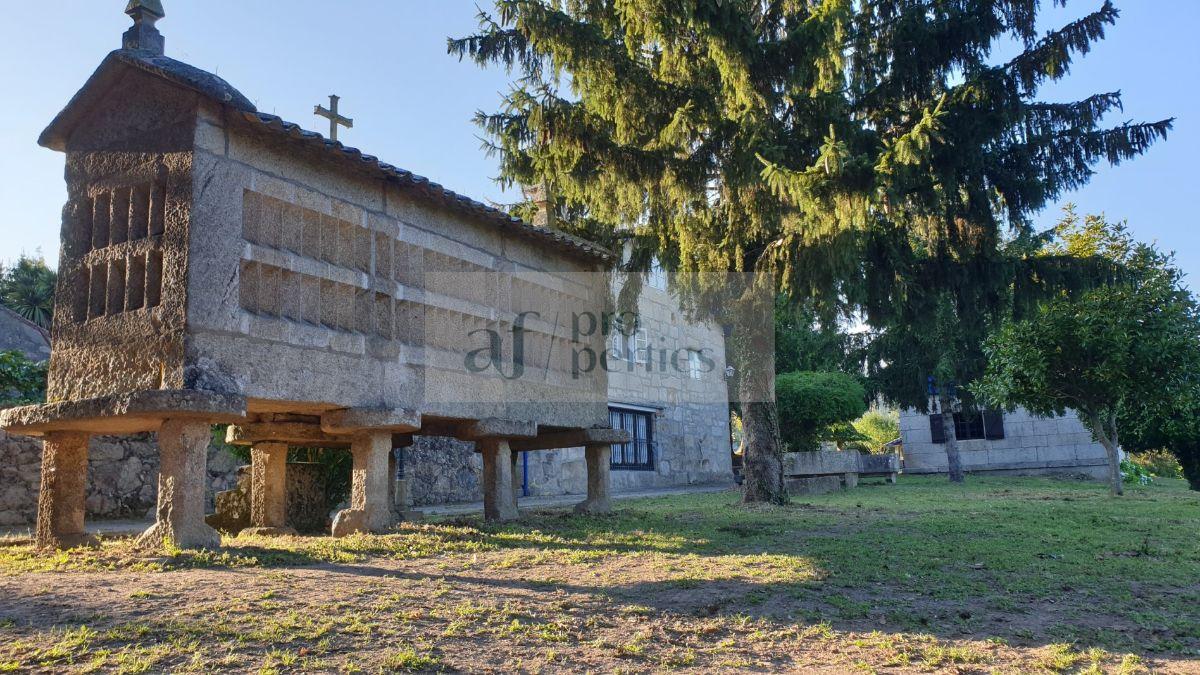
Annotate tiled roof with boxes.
[239,112,614,263]
[40,49,614,264]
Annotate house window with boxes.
[610,406,655,470]
[953,412,986,440]
[929,410,1005,443]
[608,318,649,365]
[647,259,668,291]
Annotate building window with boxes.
[647,259,668,291]
[929,410,1005,443]
[953,412,986,440]
[610,406,655,470]
[688,349,703,380]
[608,318,649,365]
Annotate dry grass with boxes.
[0,476,1197,673]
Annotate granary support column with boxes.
[34,431,97,550]
[480,438,520,522]
[244,442,294,536]
[332,431,394,536]
[138,419,220,549]
[574,444,613,515]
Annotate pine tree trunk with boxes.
[939,393,964,483]
[740,397,787,504]
[737,352,787,504]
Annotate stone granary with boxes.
[0,1,624,549]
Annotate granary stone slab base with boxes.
[137,420,220,549]
[1,390,246,436]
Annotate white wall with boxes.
[899,407,1109,478]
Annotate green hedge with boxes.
[776,371,867,451]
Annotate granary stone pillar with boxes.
[138,419,220,549]
[389,439,423,522]
[331,431,393,536]
[574,444,613,515]
[511,449,523,503]
[34,431,97,550]
[479,438,520,522]
[244,442,294,536]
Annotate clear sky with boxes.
[1,2,1195,286]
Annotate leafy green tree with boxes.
[852,409,900,453]
[775,298,864,376]
[977,216,1200,495]
[775,371,868,451]
[0,255,57,329]
[0,350,48,407]
[452,0,1170,501]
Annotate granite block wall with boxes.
[0,430,241,527]
[898,407,1110,479]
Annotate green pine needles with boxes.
[451,0,1171,500]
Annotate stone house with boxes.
[898,407,1110,479]
[0,306,51,362]
[401,267,735,507]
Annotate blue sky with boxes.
[1,2,1195,286]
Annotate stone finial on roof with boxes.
[123,0,166,55]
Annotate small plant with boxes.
[1128,450,1183,479]
[1120,460,1153,486]
[381,647,440,672]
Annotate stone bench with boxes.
[782,450,900,495]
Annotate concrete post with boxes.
[332,431,393,536]
[34,431,97,550]
[244,442,294,536]
[511,449,522,503]
[479,438,519,522]
[574,444,613,515]
[137,419,220,549]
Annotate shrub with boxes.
[1128,450,1183,479]
[1120,459,1153,486]
[775,371,867,451]
[1170,437,1200,492]
[852,409,900,453]
[0,350,47,407]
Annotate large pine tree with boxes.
[451,0,1170,500]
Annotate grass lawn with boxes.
[0,475,1197,673]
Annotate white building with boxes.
[898,407,1110,479]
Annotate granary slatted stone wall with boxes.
[185,100,610,426]
[46,68,200,403]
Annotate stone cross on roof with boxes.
[314,95,353,142]
[123,0,166,55]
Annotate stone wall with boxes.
[0,430,241,527]
[0,306,50,361]
[898,407,1110,479]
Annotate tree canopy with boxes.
[452,0,1171,500]
[976,213,1200,495]
[0,255,56,330]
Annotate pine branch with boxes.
[1024,91,1123,136]
[1003,1,1119,94]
